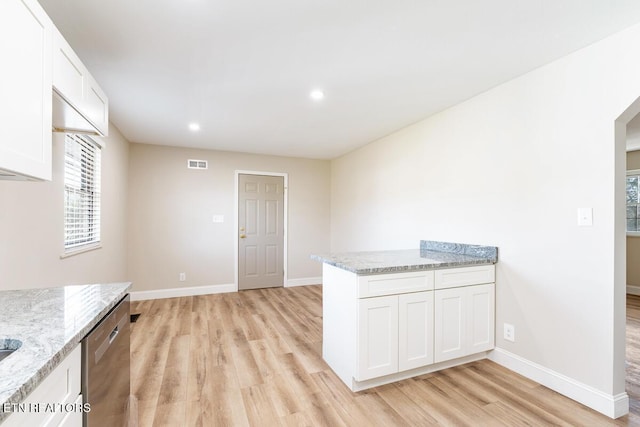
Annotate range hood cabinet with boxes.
[52,90,102,136]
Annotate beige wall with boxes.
[628,150,640,286]
[330,23,640,402]
[0,124,130,290]
[628,150,640,169]
[127,143,330,292]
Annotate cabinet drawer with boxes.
[435,265,495,289]
[358,271,434,298]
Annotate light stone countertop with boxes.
[311,248,495,275]
[0,282,131,422]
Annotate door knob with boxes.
[240,234,246,239]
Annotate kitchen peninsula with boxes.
[312,240,498,391]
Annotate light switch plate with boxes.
[577,208,593,226]
[212,215,224,223]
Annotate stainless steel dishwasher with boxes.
[82,294,130,426]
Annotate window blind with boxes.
[64,134,101,251]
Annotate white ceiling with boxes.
[39,0,640,159]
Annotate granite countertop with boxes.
[0,282,131,422]
[311,240,498,275]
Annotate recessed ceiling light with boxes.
[188,123,200,132]
[310,90,324,101]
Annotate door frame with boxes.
[614,96,640,413]
[234,170,288,291]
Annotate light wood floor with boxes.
[130,287,640,426]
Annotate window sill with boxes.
[60,243,102,259]
[627,232,640,238]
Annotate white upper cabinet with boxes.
[0,0,109,181]
[52,28,109,136]
[0,0,53,180]
[53,30,86,111]
[84,73,109,135]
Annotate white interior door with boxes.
[238,174,284,290]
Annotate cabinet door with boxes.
[0,0,52,180]
[52,29,109,137]
[356,295,398,381]
[467,283,495,354]
[84,74,109,136]
[57,394,83,427]
[434,287,466,363]
[2,346,81,427]
[435,283,495,363]
[53,28,87,111]
[399,291,434,372]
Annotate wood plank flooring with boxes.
[130,287,640,426]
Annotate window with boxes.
[64,134,101,252]
[628,169,640,235]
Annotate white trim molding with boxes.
[489,347,629,419]
[627,285,640,296]
[286,277,322,287]
[130,283,236,301]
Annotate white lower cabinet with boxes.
[399,291,434,371]
[2,346,81,427]
[434,283,495,363]
[57,395,83,427]
[357,295,399,380]
[323,263,495,392]
[357,291,434,381]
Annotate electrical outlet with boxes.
[577,207,593,226]
[179,273,186,282]
[504,323,515,342]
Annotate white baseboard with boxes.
[130,283,236,301]
[131,279,322,299]
[350,352,487,392]
[489,347,629,419]
[627,285,640,296]
[285,277,322,287]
